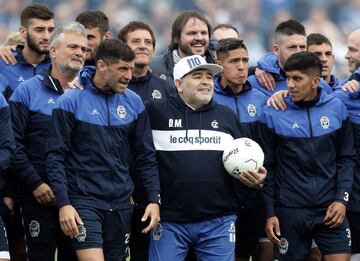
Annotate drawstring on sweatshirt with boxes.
[198,112,202,138]
[185,107,189,139]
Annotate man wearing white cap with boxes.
[146,54,266,261]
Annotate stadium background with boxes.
[0,0,357,79]
[1,0,355,259]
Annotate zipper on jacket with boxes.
[306,107,313,137]
[105,94,116,209]
[306,107,317,174]
[234,96,240,120]
[105,95,111,126]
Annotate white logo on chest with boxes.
[117,105,126,119]
[320,116,330,129]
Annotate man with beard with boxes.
[117,21,173,261]
[0,10,111,70]
[147,54,266,261]
[0,3,54,99]
[150,11,216,88]
[248,20,332,97]
[47,39,160,261]
[9,22,87,261]
[75,10,112,66]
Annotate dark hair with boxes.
[213,24,239,37]
[170,11,212,50]
[216,38,247,60]
[284,51,322,76]
[275,19,306,43]
[307,33,332,47]
[118,21,156,48]
[95,39,135,65]
[75,11,110,36]
[20,3,54,27]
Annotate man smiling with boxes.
[150,11,215,87]
[47,39,160,261]
[147,54,266,260]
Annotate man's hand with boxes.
[267,90,288,111]
[265,216,281,245]
[0,45,17,65]
[341,79,359,93]
[255,67,275,91]
[141,203,160,233]
[323,202,346,228]
[239,166,267,189]
[32,183,55,206]
[59,205,83,238]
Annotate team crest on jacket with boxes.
[159,74,167,81]
[29,220,40,238]
[211,120,219,129]
[152,90,162,99]
[77,225,86,242]
[320,116,330,129]
[278,238,289,254]
[117,105,126,119]
[247,104,256,116]
[153,223,162,240]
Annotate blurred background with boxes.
[0,0,356,78]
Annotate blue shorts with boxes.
[276,207,351,260]
[72,206,131,261]
[149,214,236,261]
[21,204,76,261]
[235,207,266,259]
[347,210,360,253]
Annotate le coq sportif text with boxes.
[169,135,222,145]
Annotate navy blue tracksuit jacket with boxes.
[0,94,14,177]
[9,70,63,203]
[46,71,160,210]
[0,46,50,99]
[259,89,355,218]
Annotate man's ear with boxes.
[97,59,107,72]
[272,44,280,57]
[104,31,112,40]
[312,76,321,88]
[49,46,56,59]
[175,79,183,93]
[19,26,26,38]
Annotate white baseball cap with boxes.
[173,55,223,82]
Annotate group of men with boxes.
[0,2,359,261]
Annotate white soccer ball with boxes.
[222,138,264,179]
